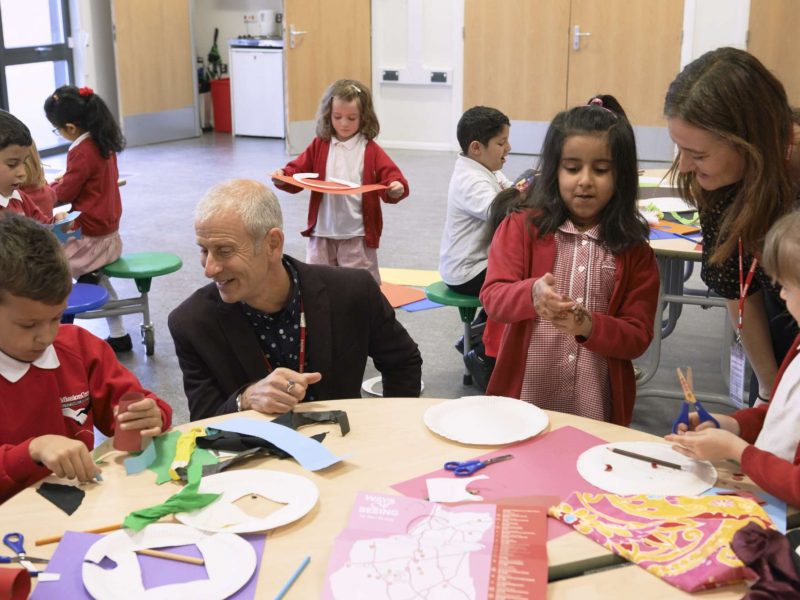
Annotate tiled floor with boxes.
[65,131,735,433]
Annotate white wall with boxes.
[371,0,463,152]
[70,0,118,122]
[680,0,750,67]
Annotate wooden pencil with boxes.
[35,523,122,546]
[136,549,205,565]
[610,447,683,470]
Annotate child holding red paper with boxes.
[271,79,409,283]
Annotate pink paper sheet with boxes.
[391,425,607,540]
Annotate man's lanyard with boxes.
[737,237,758,332]
[262,300,306,374]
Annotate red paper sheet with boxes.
[391,425,607,540]
[273,174,388,195]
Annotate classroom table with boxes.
[0,397,776,598]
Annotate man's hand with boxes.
[116,397,164,438]
[29,435,100,482]
[240,368,323,414]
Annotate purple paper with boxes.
[31,530,266,599]
[401,298,443,312]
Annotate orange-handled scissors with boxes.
[672,367,720,433]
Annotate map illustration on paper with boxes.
[323,492,495,599]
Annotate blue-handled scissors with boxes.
[671,367,720,434]
[1,532,48,566]
[444,454,513,477]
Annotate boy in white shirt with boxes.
[438,106,511,389]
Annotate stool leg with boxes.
[462,320,473,386]
[140,287,155,355]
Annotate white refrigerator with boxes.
[229,43,285,138]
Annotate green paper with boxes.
[123,479,220,531]
[148,430,218,484]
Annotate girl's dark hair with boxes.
[44,86,125,158]
[664,47,793,264]
[586,94,627,117]
[484,169,537,245]
[315,79,379,141]
[529,103,648,254]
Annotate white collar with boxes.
[332,133,364,150]
[458,153,497,177]
[69,131,92,152]
[0,344,60,383]
[0,189,22,209]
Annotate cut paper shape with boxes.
[651,219,701,235]
[123,441,157,475]
[196,429,326,456]
[91,436,115,463]
[30,531,265,600]
[123,479,221,532]
[36,482,85,515]
[424,396,549,445]
[378,268,441,288]
[577,441,717,496]
[283,409,350,436]
[273,173,387,195]
[175,469,319,533]
[169,427,206,480]
[49,210,82,243]
[401,298,443,312]
[212,417,346,471]
[392,425,607,540]
[378,282,426,308]
[82,524,256,600]
[147,430,218,484]
[426,475,487,502]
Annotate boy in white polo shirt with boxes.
[438,106,511,390]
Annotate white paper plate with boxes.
[577,441,717,496]
[637,196,695,213]
[175,469,319,533]
[83,523,255,600]
[423,396,549,445]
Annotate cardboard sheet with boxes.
[273,173,387,195]
[378,268,441,288]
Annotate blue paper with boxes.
[402,298,443,312]
[49,211,82,243]
[124,440,158,475]
[212,417,346,471]
[704,486,787,533]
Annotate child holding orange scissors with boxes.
[666,211,800,507]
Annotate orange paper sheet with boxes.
[651,219,701,235]
[273,174,388,195]
[379,282,426,308]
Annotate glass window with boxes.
[0,0,65,49]
[6,61,70,151]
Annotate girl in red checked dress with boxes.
[44,85,130,352]
[271,79,409,283]
[480,98,660,426]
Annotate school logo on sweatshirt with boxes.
[61,390,90,424]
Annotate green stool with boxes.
[78,252,183,355]
[425,281,482,385]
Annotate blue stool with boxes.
[61,283,109,324]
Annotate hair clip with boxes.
[515,177,531,194]
[79,86,94,97]
[350,84,361,94]
[586,97,617,118]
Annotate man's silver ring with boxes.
[286,380,296,394]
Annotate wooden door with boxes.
[284,0,371,154]
[464,0,570,123]
[111,0,196,146]
[567,0,683,127]
[747,0,800,105]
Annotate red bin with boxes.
[210,78,232,133]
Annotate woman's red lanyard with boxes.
[737,237,758,335]
[261,300,306,374]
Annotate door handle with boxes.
[573,25,591,50]
[289,24,307,49]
